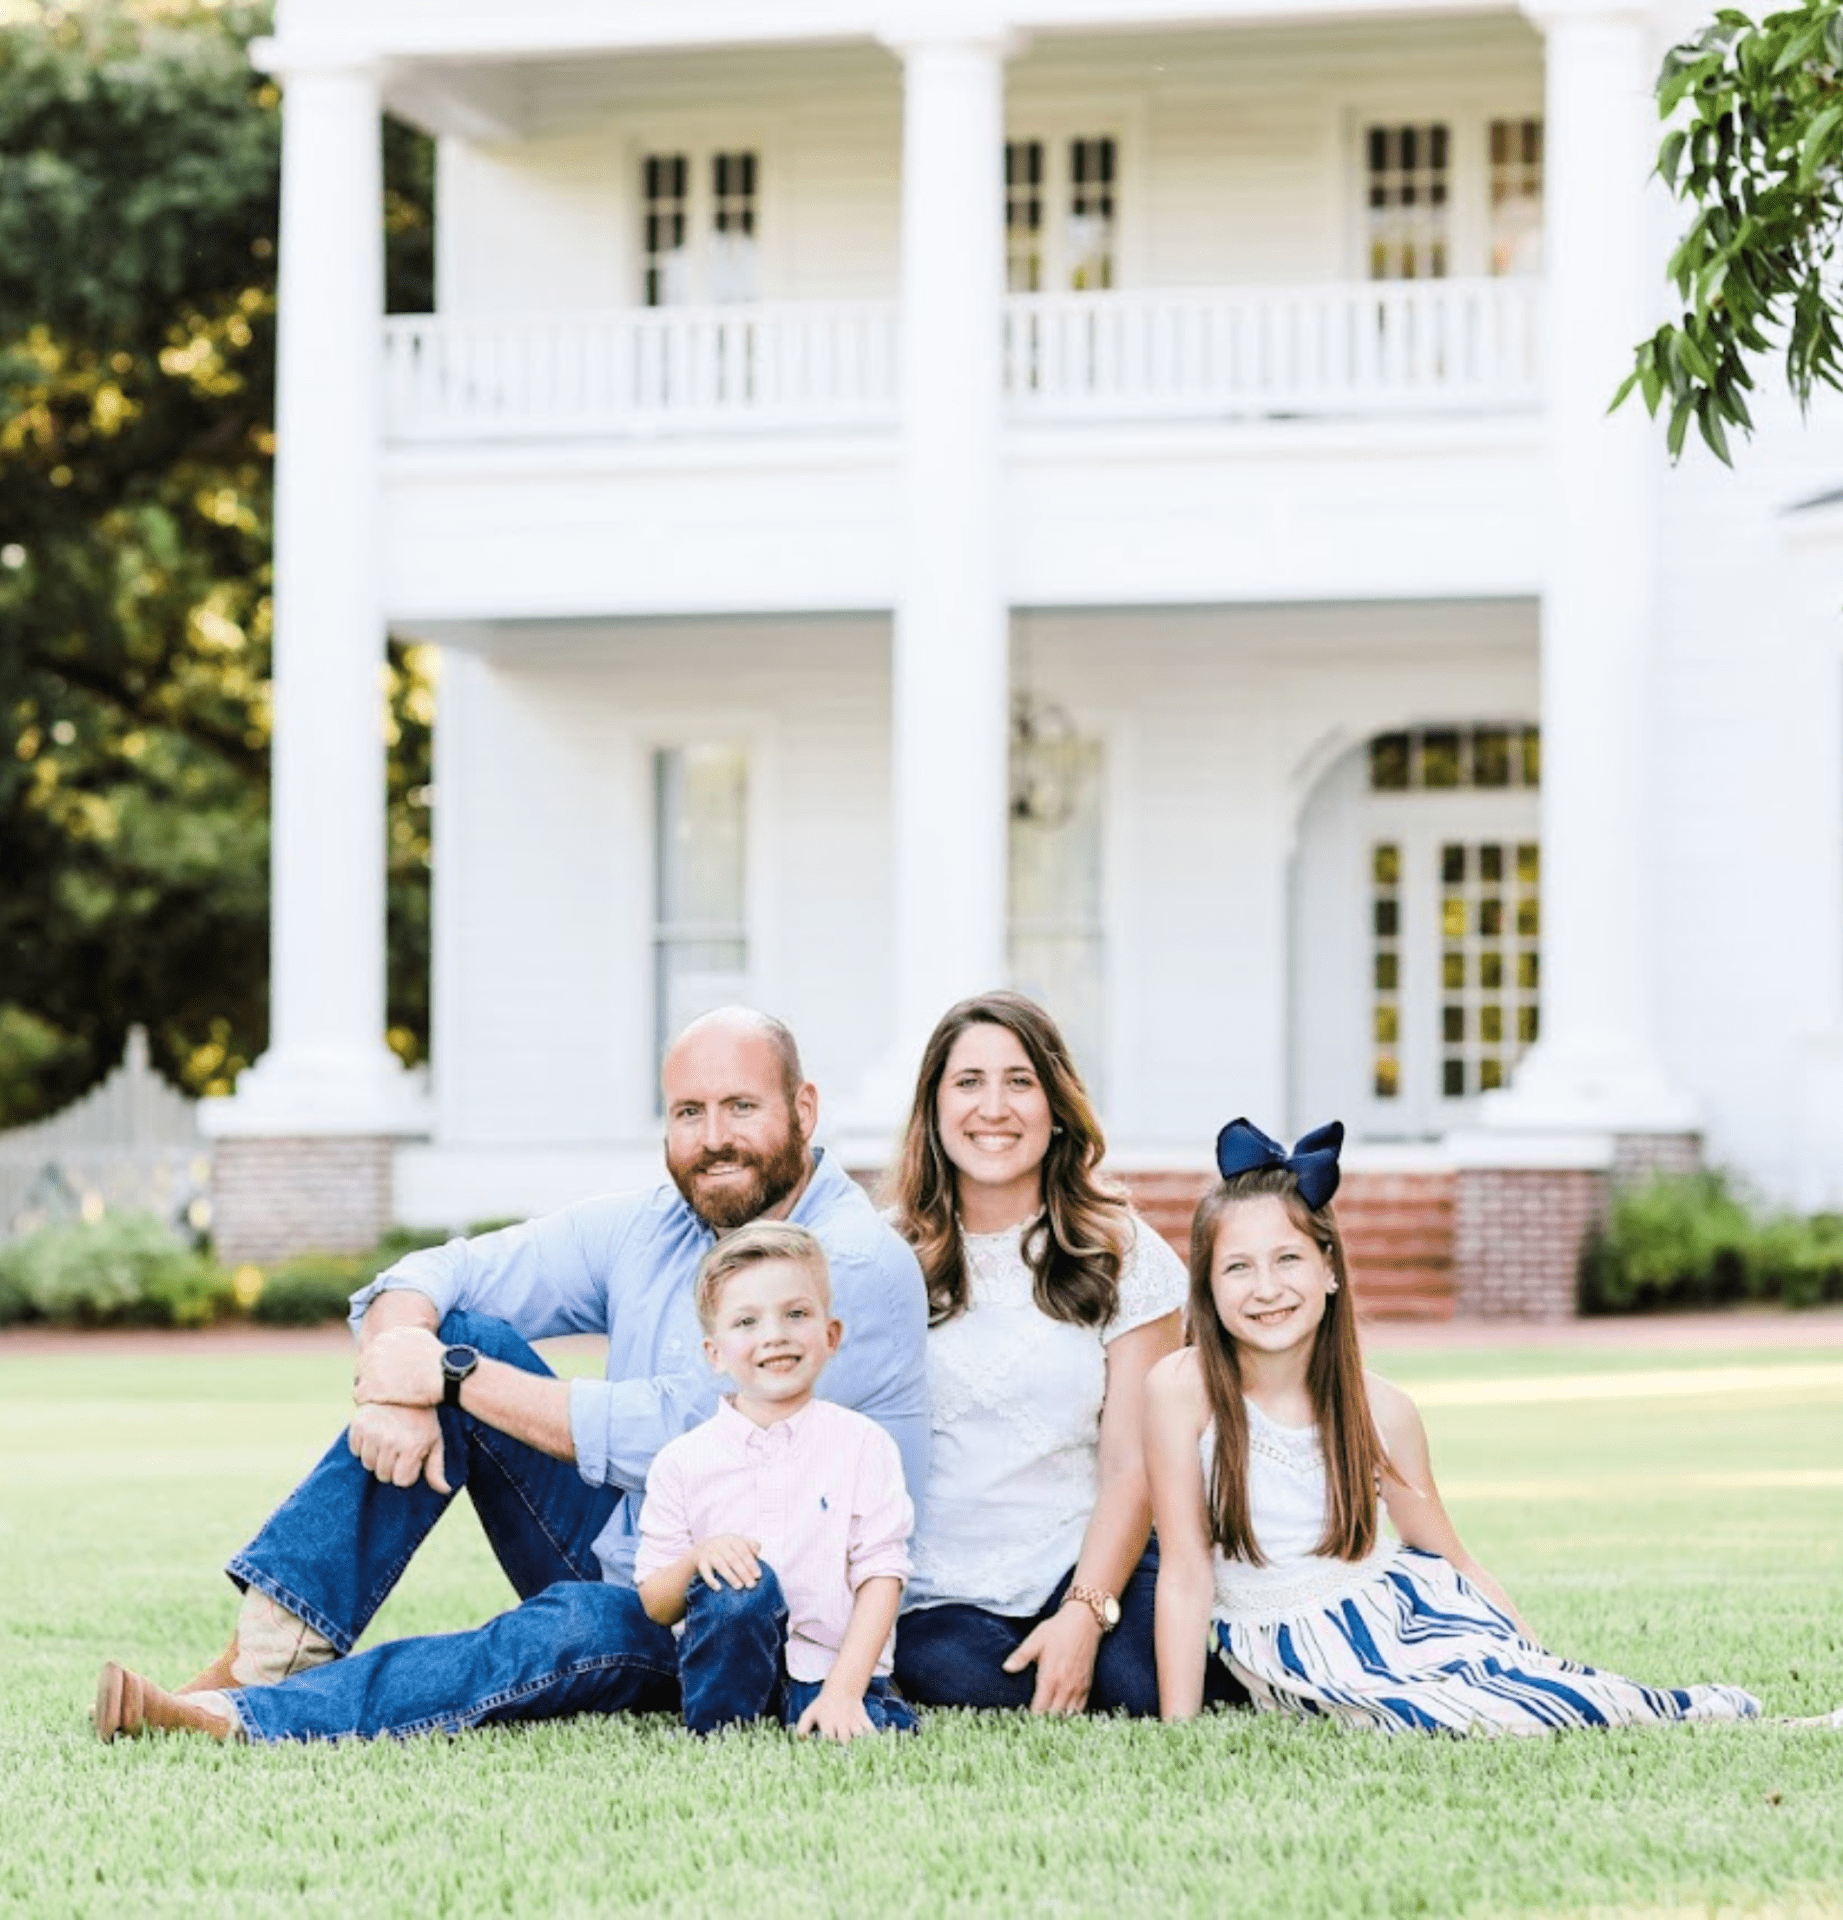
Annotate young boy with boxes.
[635,1220,917,1741]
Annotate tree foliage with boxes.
[0,0,434,1127]
[1618,0,1843,462]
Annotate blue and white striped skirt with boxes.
[1210,1546,1761,1736]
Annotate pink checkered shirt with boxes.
[634,1396,914,1684]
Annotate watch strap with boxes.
[1064,1582,1119,1633]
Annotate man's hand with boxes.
[795,1684,878,1743]
[1001,1601,1101,1715]
[353,1325,445,1410]
[693,1535,762,1591]
[348,1401,450,1494]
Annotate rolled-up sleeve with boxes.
[347,1198,633,1342]
[847,1426,914,1590]
[569,1369,723,1495]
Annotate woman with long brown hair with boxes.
[885,990,1185,1715]
[1146,1118,1762,1732]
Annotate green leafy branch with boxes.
[1616,1,1843,463]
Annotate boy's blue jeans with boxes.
[678,1563,917,1736]
[219,1310,681,1742]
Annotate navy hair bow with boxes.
[1214,1118,1346,1210]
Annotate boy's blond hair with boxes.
[694,1220,832,1332]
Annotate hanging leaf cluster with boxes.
[1616,2,1843,463]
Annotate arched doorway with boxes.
[1293,725,1541,1139]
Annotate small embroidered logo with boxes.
[820,1495,829,1510]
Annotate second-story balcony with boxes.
[381,278,1543,447]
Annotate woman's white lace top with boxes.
[905,1214,1187,1615]
[1202,1399,1396,1625]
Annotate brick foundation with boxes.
[1451,1164,1606,1321]
[1611,1131,1703,1188]
[1118,1168,1457,1321]
[211,1135,395,1267]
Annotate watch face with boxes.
[442,1344,477,1377]
[1102,1596,1122,1627]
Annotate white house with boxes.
[204,0,1843,1313]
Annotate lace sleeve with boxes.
[1103,1214,1188,1343]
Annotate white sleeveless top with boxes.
[1202,1398,1396,1626]
[906,1215,1187,1615]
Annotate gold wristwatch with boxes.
[1064,1583,1121,1633]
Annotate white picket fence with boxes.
[0,1029,209,1240]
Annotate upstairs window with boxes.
[1005,134,1119,293]
[1365,124,1450,280]
[641,149,760,307]
[1488,117,1544,276]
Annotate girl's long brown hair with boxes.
[1186,1167,1388,1564]
[881,990,1130,1328]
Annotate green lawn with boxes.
[3,1336,1841,1918]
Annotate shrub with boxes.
[1751,1211,1843,1309]
[243,1227,456,1326]
[1580,1171,1755,1313]
[246,1254,367,1327]
[0,1244,37,1326]
[1,1213,233,1327]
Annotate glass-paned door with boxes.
[1293,724,1541,1139]
[641,149,760,307]
[1004,136,1119,293]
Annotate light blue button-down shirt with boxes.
[348,1148,930,1585]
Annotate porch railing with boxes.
[383,300,901,441]
[382,280,1541,444]
[1002,278,1541,421]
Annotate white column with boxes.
[889,32,1011,1043]
[209,55,420,1136]
[1485,0,1694,1133]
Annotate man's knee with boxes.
[436,1310,552,1378]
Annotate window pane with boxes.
[1364,121,1452,281]
[710,150,760,302]
[1369,733,1410,790]
[1488,116,1544,276]
[1005,140,1045,293]
[1068,136,1117,291]
[641,153,690,308]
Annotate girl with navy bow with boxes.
[1145,1118,1765,1734]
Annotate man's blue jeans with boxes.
[893,1543,1171,1715]
[219,1311,680,1742]
[678,1563,917,1737]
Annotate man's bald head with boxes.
[660,1007,817,1230]
[666,1006,804,1110]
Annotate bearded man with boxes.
[94,1007,929,1744]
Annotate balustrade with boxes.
[382,280,1541,443]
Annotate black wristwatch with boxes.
[440,1343,480,1408]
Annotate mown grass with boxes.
[3,1335,1841,1918]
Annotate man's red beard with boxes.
[667,1119,810,1231]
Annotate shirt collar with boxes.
[715,1394,818,1452]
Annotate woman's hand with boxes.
[1002,1601,1102,1714]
